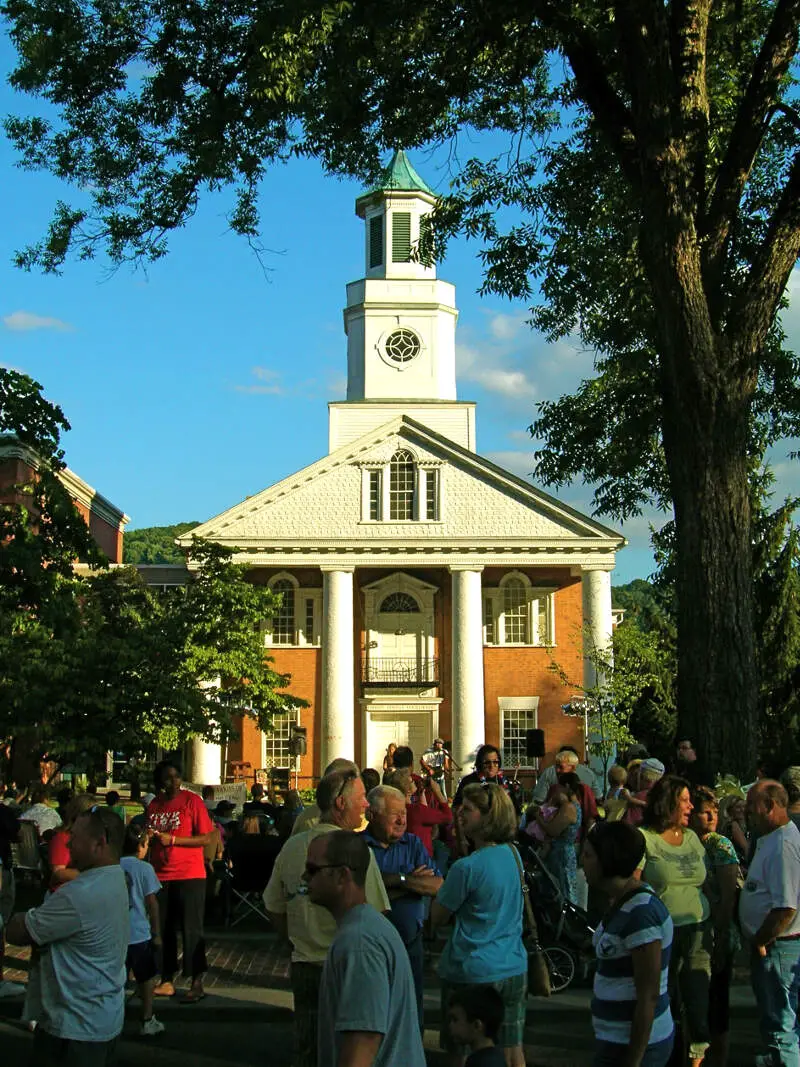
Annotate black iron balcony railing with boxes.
[361,657,440,687]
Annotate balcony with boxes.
[361,657,440,688]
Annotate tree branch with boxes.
[668,0,712,213]
[533,2,640,186]
[703,0,800,273]
[729,148,800,360]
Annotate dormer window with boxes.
[360,454,442,523]
[390,449,415,519]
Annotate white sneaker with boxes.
[0,980,25,999]
[141,1015,166,1037]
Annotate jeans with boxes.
[290,960,323,1067]
[31,1030,118,1067]
[592,1037,674,1067]
[750,937,800,1067]
[405,929,425,1031]
[669,921,711,1058]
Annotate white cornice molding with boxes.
[226,551,618,569]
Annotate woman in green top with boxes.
[640,776,711,1067]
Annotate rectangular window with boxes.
[304,598,315,644]
[271,581,295,645]
[425,469,438,520]
[500,700,539,770]
[483,597,495,645]
[369,469,381,520]
[369,215,383,268]
[263,709,301,770]
[503,580,529,644]
[392,212,412,262]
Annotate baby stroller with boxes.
[517,838,596,992]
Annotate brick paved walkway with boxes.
[5,927,292,990]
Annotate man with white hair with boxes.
[533,746,599,803]
[264,768,390,1067]
[364,785,442,1028]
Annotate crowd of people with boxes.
[0,740,800,1067]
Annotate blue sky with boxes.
[2,34,798,585]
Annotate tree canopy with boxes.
[124,522,200,564]
[0,369,302,776]
[5,0,800,775]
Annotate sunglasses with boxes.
[335,770,358,800]
[304,862,351,878]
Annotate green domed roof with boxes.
[378,149,435,195]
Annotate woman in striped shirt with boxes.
[583,821,674,1067]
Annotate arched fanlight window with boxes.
[389,450,415,520]
[379,592,420,613]
[503,578,529,643]
[270,578,295,645]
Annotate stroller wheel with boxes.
[542,945,575,993]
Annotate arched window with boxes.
[270,578,295,645]
[379,592,420,613]
[389,450,415,520]
[503,578,529,644]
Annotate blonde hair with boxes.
[461,783,518,843]
[241,816,262,835]
[65,794,97,827]
[608,766,627,786]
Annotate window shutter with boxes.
[369,216,383,268]
[391,213,412,262]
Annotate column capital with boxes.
[571,564,615,577]
[448,564,484,574]
[319,563,356,574]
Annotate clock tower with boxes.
[328,151,475,452]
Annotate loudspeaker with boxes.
[526,729,545,758]
[288,727,307,757]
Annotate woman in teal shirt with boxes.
[432,783,527,1067]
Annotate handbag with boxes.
[509,844,551,997]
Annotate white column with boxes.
[321,566,356,769]
[582,567,614,690]
[186,738,222,785]
[450,566,485,768]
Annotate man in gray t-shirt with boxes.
[306,829,425,1067]
[6,808,129,1067]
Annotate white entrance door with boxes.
[366,711,432,776]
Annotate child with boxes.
[121,823,165,1036]
[447,984,506,1066]
[603,765,631,821]
[522,791,564,856]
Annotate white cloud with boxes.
[488,312,528,342]
[3,310,74,332]
[233,366,285,396]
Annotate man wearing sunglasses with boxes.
[264,767,390,1067]
[306,830,426,1067]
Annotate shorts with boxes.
[126,940,160,984]
[440,973,528,1051]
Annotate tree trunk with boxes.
[643,223,758,781]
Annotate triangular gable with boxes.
[182,415,623,549]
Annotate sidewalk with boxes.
[2,929,765,1066]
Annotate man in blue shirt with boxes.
[364,784,442,1029]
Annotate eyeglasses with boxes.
[482,759,500,767]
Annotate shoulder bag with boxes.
[509,844,551,997]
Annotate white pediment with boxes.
[183,416,623,563]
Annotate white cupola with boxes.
[330,151,475,453]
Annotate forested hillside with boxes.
[123,522,199,564]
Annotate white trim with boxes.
[498,696,540,771]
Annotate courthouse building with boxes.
[181,153,624,787]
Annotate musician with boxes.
[420,739,455,799]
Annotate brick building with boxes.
[0,435,128,562]
[180,152,624,789]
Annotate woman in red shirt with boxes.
[147,760,213,1003]
[388,771,452,857]
[48,794,97,890]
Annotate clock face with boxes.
[383,328,421,364]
